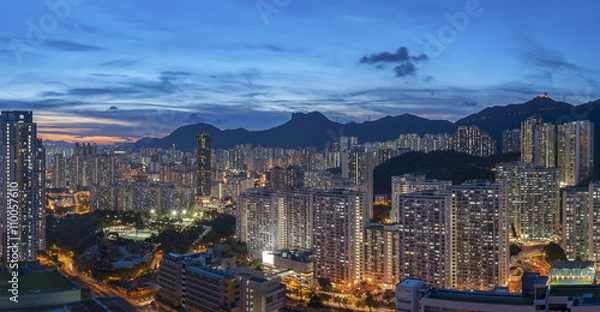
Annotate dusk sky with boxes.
[1,0,599,144]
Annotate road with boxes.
[57,253,156,310]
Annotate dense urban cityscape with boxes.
[1,97,600,311]
[2,1,600,312]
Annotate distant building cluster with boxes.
[6,106,600,311]
[502,116,594,186]
[90,181,195,213]
[396,125,496,157]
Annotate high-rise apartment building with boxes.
[346,146,375,218]
[558,120,594,186]
[312,190,368,289]
[364,223,401,287]
[279,190,312,252]
[502,128,521,154]
[589,181,600,262]
[237,189,313,259]
[1,111,46,264]
[398,190,451,288]
[236,190,279,260]
[454,126,495,156]
[391,174,451,222]
[533,123,556,168]
[67,155,87,190]
[562,187,590,261]
[521,115,543,163]
[196,131,211,197]
[449,182,510,291]
[495,162,559,239]
[53,153,67,189]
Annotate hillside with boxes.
[373,151,520,194]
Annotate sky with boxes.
[0,0,599,144]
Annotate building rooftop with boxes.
[398,278,424,288]
[550,285,600,298]
[551,260,595,270]
[271,249,313,263]
[426,288,533,306]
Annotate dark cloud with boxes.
[360,46,427,78]
[394,63,417,77]
[360,47,427,64]
[99,59,138,67]
[460,101,478,107]
[43,40,104,51]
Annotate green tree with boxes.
[383,289,395,303]
[510,243,522,257]
[317,276,332,291]
[543,242,567,264]
[365,292,375,312]
[308,294,323,309]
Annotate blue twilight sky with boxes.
[0,0,599,143]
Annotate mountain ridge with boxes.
[133,96,600,152]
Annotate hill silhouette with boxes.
[134,111,454,152]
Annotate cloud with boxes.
[245,44,283,52]
[91,73,129,78]
[394,63,416,77]
[360,46,428,78]
[99,59,138,67]
[213,118,229,125]
[129,72,189,94]
[244,44,308,53]
[39,91,65,97]
[186,113,205,123]
[360,47,427,64]
[423,75,436,83]
[43,40,104,51]
[61,20,101,34]
[161,71,190,77]
[68,87,141,96]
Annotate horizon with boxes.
[40,94,589,147]
[1,1,599,144]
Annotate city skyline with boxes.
[1,0,599,144]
